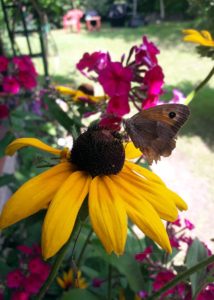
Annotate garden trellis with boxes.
[0,0,49,81]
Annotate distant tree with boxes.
[188,0,214,33]
[159,0,165,19]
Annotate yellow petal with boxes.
[55,86,76,96]
[57,277,66,289]
[89,176,127,255]
[78,278,87,289]
[201,30,213,41]
[114,170,178,222]
[0,162,72,228]
[110,175,171,252]
[124,142,142,159]
[124,162,187,212]
[67,269,73,282]
[6,138,61,156]
[125,161,166,186]
[42,171,91,259]
[183,29,200,35]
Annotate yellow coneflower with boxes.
[57,269,87,290]
[55,85,106,103]
[0,126,187,259]
[183,29,214,47]
[119,289,142,300]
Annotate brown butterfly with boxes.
[124,104,190,164]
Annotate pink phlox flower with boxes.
[153,270,175,295]
[184,219,195,230]
[23,273,43,294]
[135,36,160,67]
[138,290,148,298]
[106,95,130,116]
[170,88,185,104]
[0,56,9,72]
[28,257,50,281]
[99,114,122,130]
[6,269,25,288]
[153,270,187,299]
[99,61,132,116]
[180,235,193,246]
[11,291,30,300]
[13,56,37,76]
[197,284,214,300]
[0,104,9,119]
[170,236,181,249]
[76,51,109,76]
[32,244,42,255]
[142,65,164,109]
[17,71,37,90]
[135,246,153,262]
[17,245,33,255]
[2,76,20,94]
[92,278,103,288]
[99,61,132,97]
[172,216,182,227]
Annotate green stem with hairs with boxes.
[37,221,81,299]
[77,228,93,266]
[185,65,214,105]
[147,254,214,300]
[107,264,112,300]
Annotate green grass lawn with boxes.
[16,21,214,212]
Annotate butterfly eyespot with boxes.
[169,111,176,119]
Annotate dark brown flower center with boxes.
[70,126,125,177]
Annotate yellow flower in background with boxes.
[119,289,142,300]
[183,29,214,47]
[57,269,87,290]
[55,85,107,103]
[0,126,187,260]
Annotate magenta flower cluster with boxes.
[76,36,186,130]
[133,217,213,300]
[0,55,38,95]
[0,244,50,300]
[76,36,164,117]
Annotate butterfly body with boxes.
[124,104,190,164]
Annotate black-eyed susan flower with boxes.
[57,269,87,290]
[183,29,214,47]
[55,85,106,103]
[0,126,187,259]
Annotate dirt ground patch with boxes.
[152,135,214,251]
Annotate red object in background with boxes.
[86,16,101,31]
[63,9,83,33]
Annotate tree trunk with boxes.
[159,0,165,19]
[132,0,138,18]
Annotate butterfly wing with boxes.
[125,104,190,164]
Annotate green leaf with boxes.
[0,174,16,187]
[61,289,99,300]
[186,238,208,296]
[0,132,15,157]
[0,260,12,276]
[44,97,82,132]
[92,240,145,292]
[110,253,145,292]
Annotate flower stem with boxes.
[77,228,93,266]
[107,264,112,300]
[185,65,214,105]
[37,221,81,299]
[147,254,214,300]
